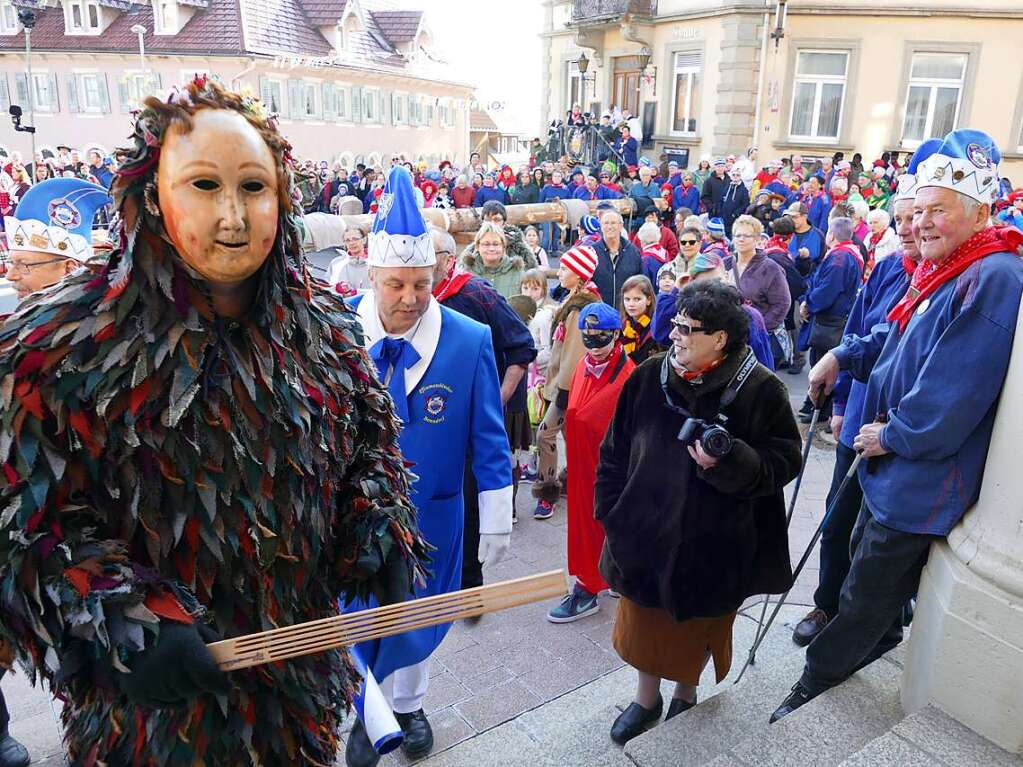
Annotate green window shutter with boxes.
[351,86,362,124]
[379,89,390,125]
[288,79,302,119]
[99,73,110,114]
[49,73,60,112]
[65,74,80,113]
[0,74,9,113]
[378,91,385,123]
[336,86,347,121]
[15,73,28,108]
[322,82,335,119]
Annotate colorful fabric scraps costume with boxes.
[0,79,428,766]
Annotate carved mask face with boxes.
[157,108,279,284]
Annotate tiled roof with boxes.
[0,1,246,55]
[296,0,345,27]
[470,108,499,132]
[243,0,331,56]
[370,9,420,43]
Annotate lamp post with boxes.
[130,24,147,73]
[17,7,37,185]
[576,52,595,101]
[637,46,656,97]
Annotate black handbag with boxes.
[808,313,846,351]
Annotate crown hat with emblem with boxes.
[367,166,436,268]
[915,129,1002,205]
[894,137,943,203]
[3,178,112,262]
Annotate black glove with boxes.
[371,547,413,607]
[117,622,230,709]
[555,388,569,411]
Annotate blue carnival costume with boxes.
[345,167,513,719]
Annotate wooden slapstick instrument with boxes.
[207,569,569,671]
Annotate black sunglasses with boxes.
[679,239,699,246]
[670,317,718,336]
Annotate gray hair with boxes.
[430,226,457,257]
[850,199,869,222]
[599,208,624,224]
[828,216,856,242]
[637,222,662,246]
[866,208,891,228]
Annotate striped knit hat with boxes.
[560,244,599,282]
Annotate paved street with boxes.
[3,369,836,766]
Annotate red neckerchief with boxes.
[763,235,791,257]
[869,229,886,250]
[682,354,726,381]
[584,343,623,379]
[829,240,863,272]
[887,226,1023,331]
[901,254,917,276]
[433,267,474,302]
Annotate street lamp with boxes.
[130,24,147,73]
[576,52,595,100]
[17,7,37,185]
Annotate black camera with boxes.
[677,417,734,458]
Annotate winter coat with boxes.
[720,182,751,236]
[460,250,527,299]
[461,227,538,274]
[596,350,801,620]
[701,173,729,217]
[451,186,476,208]
[509,182,540,205]
[763,239,806,331]
[591,237,644,311]
[544,289,600,401]
[474,186,509,207]
[733,251,792,332]
[672,184,701,214]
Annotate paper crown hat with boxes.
[4,178,111,261]
[894,138,943,202]
[915,129,1001,204]
[367,166,436,268]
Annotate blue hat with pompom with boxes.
[367,166,435,268]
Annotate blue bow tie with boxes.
[369,336,421,424]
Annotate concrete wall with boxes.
[0,53,472,166]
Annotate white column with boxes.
[902,302,1023,755]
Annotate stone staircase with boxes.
[415,602,1023,766]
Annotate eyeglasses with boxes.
[679,239,699,246]
[732,232,755,239]
[6,258,66,274]
[670,317,718,336]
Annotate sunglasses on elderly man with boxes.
[679,239,700,246]
[670,317,718,336]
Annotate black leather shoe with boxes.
[0,733,29,767]
[396,709,434,760]
[770,683,814,723]
[610,695,663,745]
[664,696,696,721]
[345,719,381,767]
[792,608,830,647]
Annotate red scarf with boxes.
[433,267,474,302]
[829,240,864,272]
[887,227,1023,331]
[681,354,726,381]
[868,229,886,251]
[901,254,917,276]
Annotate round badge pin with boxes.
[916,298,930,315]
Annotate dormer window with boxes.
[0,1,20,35]
[66,0,101,34]
[153,0,178,35]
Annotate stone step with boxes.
[622,611,908,766]
[838,705,1023,767]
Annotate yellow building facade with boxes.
[542,0,1023,179]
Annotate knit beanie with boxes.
[560,244,599,283]
[707,217,726,239]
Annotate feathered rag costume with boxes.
[0,79,428,765]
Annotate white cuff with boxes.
[478,485,513,535]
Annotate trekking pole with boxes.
[733,451,864,685]
[747,407,820,661]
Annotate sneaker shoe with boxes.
[547,586,599,623]
[792,608,830,647]
[786,361,805,375]
[605,589,620,598]
[512,508,518,525]
[533,499,554,520]
[770,682,815,723]
[521,465,539,483]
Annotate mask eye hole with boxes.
[242,181,266,193]
[193,179,219,192]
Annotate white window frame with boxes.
[299,79,321,120]
[120,70,160,110]
[393,90,407,125]
[787,49,849,144]
[0,1,20,35]
[335,82,351,121]
[65,0,101,34]
[78,72,106,114]
[31,71,58,113]
[670,51,701,136]
[900,52,967,150]
[362,87,380,123]
[264,77,285,116]
[153,0,178,35]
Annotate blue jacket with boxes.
[652,288,775,369]
[628,181,661,202]
[788,227,827,273]
[996,207,1023,229]
[806,193,832,232]
[474,186,508,207]
[833,253,911,449]
[539,183,570,203]
[591,237,644,311]
[616,136,639,166]
[834,251,1023,535]
[573,185,621,201]
[672,184,701,213]
[798,243,862,350]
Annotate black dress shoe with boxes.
[345,719,381,767]
[0,733,29,767]
[396,709,434,760]
[770,683,814,723]
[664,695,696,721]
[792,608,830,647]
[610,695,663,745]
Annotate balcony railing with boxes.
[571,0,657,23]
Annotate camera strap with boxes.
[660,348,757,423]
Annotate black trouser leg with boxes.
[811,442,864,617]
[799,504,934,697]
[461,457,483,589]
[801,347,833,419]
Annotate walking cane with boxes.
[733,451,864,685]
[747,407,820,662]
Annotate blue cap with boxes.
[915,129,1002,204]
[707,217,726,238]
[578,302,621,331]
[367,166,435,267]
[580,215,600,235]
[5,178,111,261]
[907,139,943,175]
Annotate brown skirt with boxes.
[612,597,737,685]
[504,409,533,452]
